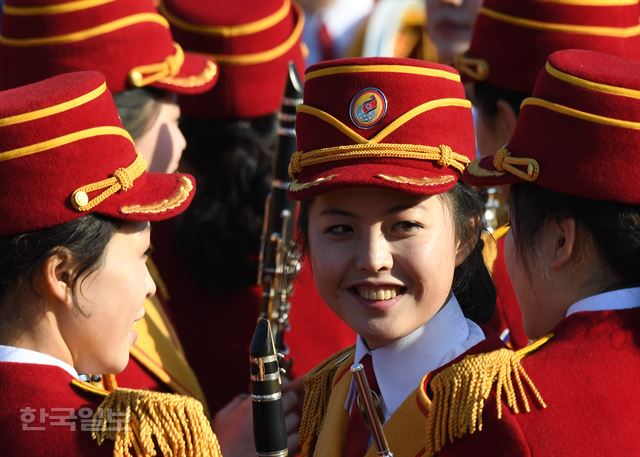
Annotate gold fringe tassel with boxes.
[299,345,354,457]
[91,388,222,457]
[424,348,546,456]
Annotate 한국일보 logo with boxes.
[349,87,387,129]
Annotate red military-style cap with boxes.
[159,0,305,119]
[464,49,640,204]
[454,0,640,93]
[0,0,218,94]
[0,71,196,237]
[288,57,476,200]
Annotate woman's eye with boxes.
[324,225,352,235]
[392,221,423,233]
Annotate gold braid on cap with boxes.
[453,54,490,81]
[289,98,472,179]
[71,154,147,211]
[493,148,539,182]
[128,43,185,87]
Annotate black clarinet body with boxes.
[250,318,288,457]
[257,62,303,371]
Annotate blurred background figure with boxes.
[426,0,482,64]
[299,0,374,65]
[157,0,354,422]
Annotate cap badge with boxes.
[349,87,387,129]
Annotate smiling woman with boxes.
[292,57,544,457]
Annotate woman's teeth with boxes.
[356,286,400,301]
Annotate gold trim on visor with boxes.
[129,43,185,88]
[375,174,455,187]
[289,174,337,192]
[479,6,640,37]
[159,60,218,88]
[0,13,169,46]
[121,176,193,214]
[71,154,148,211]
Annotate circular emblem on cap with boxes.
[349,88,387,129]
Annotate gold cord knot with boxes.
[493,148,540,182]
[113,167,133,191]
[437,145,453,168]
[453,54,490,81]
[70,154,147,212]
[289,151,303,178]
[493,148,509,171]
[128,43,185,88]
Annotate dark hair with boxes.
[473,81,528,120]
[0,214,119,335]
[113,87,165,139]
[510,183,640,288]
[176,114,278,292]
[296,182,496,324]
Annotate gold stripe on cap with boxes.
[538,0,637,5]
[160,0,290,37]
[305,64,461,82]
[522,97,640,130]
[297,98,471,146]
[0,83,107,127]
[479,6,640,37]
[546,62,640,99]
[0,13,169,46]
[4,0,114,16]
[204,5,303,65]
[0,126,134,162]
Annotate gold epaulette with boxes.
[419,343,549,456]
[299,345,355,457]
[481,230,499,275]
[71,379,221,457]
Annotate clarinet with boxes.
[250,318,288,457]
[256,62,303,374]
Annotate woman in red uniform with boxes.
[0,70,220,456]
[291,57,544,457]
[459,48,640,456]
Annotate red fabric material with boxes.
[488,236,528,349]
[151,219,354,413]
[287,260,355,379]
[461,0,640,93]
[0,71,195,236]
[289,57,476,200]
[463,49,640,204]
[161,0,305,119]
[343,354,378,457]
[0,0,216,94]
[438,309,640,456]
[0,362,112,456]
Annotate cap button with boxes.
[72,191,89,210]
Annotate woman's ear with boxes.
[39,249,75,308]
[545,217,576,271]
[455,216,480,267]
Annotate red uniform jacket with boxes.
[0,362,112,456]
[439,308,640,456]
